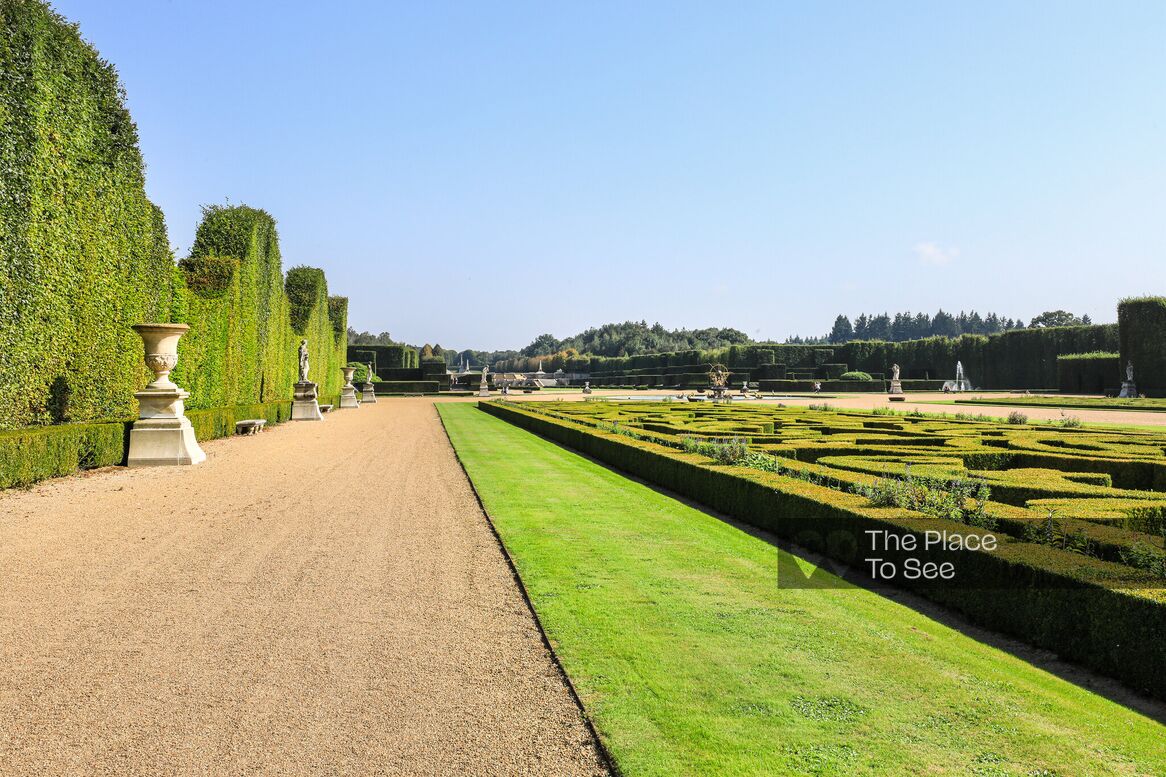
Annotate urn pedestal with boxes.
[292,381,324,421]
[888,379,904,395]
[361,382,377,404]
[339,367,360,409]
[128,324,206,467]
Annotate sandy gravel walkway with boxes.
[0,399,606,776]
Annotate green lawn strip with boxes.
[438,404,1166,776]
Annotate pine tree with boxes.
[828,315,854,343]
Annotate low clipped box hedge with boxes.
[0,423,128,489]
[839,370,873,381]
[0,399,299,488]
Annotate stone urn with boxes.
[128,323,205,467]
[133,323,188,389]
[339,366,360,409]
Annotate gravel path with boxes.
[0,398,607,776]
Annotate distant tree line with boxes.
[519,320,751,359]
[805,309,1093,344]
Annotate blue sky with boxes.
[55,0,1165,349]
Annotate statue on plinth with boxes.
[583,380,592,395]
[479,365,491,397]
[1120,360,1138,398]
[361,360,377,403]
[292,339,323,420]
[889,362,904,395]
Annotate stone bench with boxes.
[235,419,267,435]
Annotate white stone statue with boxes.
[298,339,310,382]
[891,363,900,381]
[366,362,374,385]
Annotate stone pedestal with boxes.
[1119,381,1138,398]
[889,379,904,395]
[361,382,377,403]
[292,380,324,421]
[127,323,206,468]
[339,367,360,409]
[128,386,206,467]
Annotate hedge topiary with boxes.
[1118,297,1166,397]
[170,209,346,407]
[839,371,873,381]
[1056,352,1120,395]
[0,0,175,430]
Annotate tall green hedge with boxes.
[1119,297,1166,397]
[169,208,346,407]
[0,0,174,430]
[568,326,1124,391]
[0,1,348,430]
[1056,352,1120,395]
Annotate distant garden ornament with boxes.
[127,323,206,467]
[361,361,377,403]
[1119,360,1137,398]
[708,364,730,402]
[943,360,973,393]
[583,381,592,394]
[479,366,490,397]
[291,339,323,421]
[888,363,904,396]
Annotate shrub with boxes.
[839,371,873,381]
[1118,297,1166,397]
[1007,411,1029,425]
[0,423,127,488]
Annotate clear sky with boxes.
[54,0,1165,350]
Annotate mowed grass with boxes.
[438,403,1166,776]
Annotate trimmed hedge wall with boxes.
[169,207,346,409]
[0,0,175,430]
[480,400,1166,700]
[571,326,1125,391]
[0,5,349,436]
[1056,352,1120,395]
[353,344,419,371]
[1119,297,1166,397]
[372,381,440,394]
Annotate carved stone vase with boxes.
[128,323,206,467]
[339,366,360,409]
